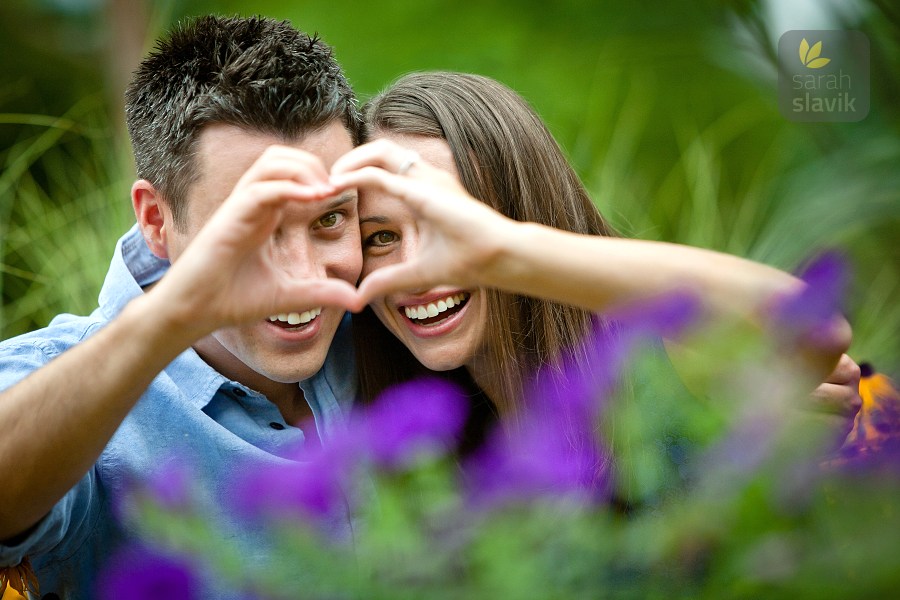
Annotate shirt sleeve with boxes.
[0,341,103,567]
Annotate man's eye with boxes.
[365,231,398,247]
[318,212,343,228]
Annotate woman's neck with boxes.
[466,350,508,418]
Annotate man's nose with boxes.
[277,238,326,280]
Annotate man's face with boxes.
[164,121,361,387]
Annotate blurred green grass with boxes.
[1,0,898,371]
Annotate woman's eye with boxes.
[366,231,398,247]
[317,212,344,228]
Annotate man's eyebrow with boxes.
[324,192,357,210]
[359,215,390,225]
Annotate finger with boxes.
[276,278,363,314]
[208,181,338,239]
[238,147,333,192]
[357,262,434,304]
[822,353,861,385]
[809,382,863,417]
[331,167,429,214]
[331,139,416,176]
[241,180,339,209]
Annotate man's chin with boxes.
[259,352,330,384]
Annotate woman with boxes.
[330,72,859,439]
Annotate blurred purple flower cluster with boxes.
[94,250,900,598]
[229,377,469,525]
[97,545,199,600]
[138,292,702,527]
[772,251,849,347]
[468,291,699,506]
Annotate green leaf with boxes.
[807,40,823,63]
[799,38,810,64]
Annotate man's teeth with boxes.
[267,307,322,325]
[404,293,469,320]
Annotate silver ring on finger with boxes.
[397,152,419,176]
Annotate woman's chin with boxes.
[413,350,468,373]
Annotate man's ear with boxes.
[132,179,171,260]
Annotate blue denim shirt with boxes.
[0,225,357,598]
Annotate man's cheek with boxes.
[332,240,363,283]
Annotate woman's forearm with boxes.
[487,221,850,376]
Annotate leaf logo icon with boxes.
[799,38,831,69]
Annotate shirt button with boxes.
[269,422,285,430]
[233,388,247,397]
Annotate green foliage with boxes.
[2,1,898,597]
[2,0,897,369]
[0,96,132,336]
[119,329,900,598]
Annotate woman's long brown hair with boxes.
[353,72,617,426]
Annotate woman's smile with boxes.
[396,290,472,338]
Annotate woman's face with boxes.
[358,132,488,372]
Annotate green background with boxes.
[1,0,898,371]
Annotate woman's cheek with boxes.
[360,254,380,279]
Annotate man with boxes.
[0,15,362,598]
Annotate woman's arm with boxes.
[331,139,851,379]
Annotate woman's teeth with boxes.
[404,293,469,321]
[267,307,322,326]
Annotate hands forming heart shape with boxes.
[153,138,510,338]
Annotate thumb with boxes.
[278,278,363,314]
[357,263,431,305]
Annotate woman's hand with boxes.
[330,138,519,304]
[808,353,863,443]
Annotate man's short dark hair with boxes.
[125,15,362,227]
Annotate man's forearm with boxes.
[0,292,196,541]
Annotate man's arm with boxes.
[0,146,359,541]
[0,293,195,541]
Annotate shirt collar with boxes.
[95,225,352,427]
[98,224,169,320]
[96,225,224,409]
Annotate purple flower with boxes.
[227,379,466,525]
[146,455,193,510]
[466,292,698,507]
[229,437,359,524]
[359,378,468,468]
[609,289,701,341]
[96,544,200,600]
[772,251,849,345]
[466,423,610,506]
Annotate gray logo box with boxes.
[778,30,869,122]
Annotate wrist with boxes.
[124,287,209,356]
[477,218,536,289]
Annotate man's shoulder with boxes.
[0,313,106,386]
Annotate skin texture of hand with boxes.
[330,138,518,304]
[808,353,863,443]
[149,144,363,341]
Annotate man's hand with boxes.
[150,145,362,341]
